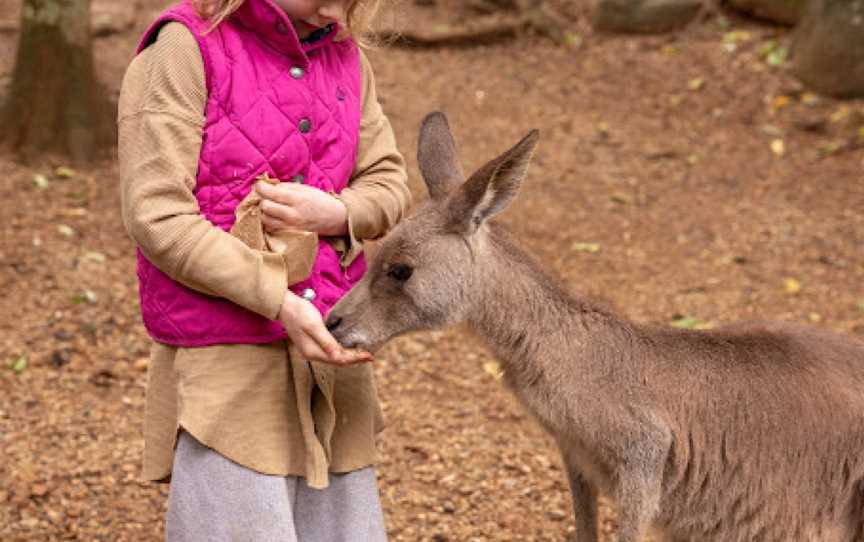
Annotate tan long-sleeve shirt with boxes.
[118,22,410,487]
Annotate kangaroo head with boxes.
[326,112,539,352]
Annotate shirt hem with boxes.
[140,425,379,484]
[148,331,289,347]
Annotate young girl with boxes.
[118,0,410,538]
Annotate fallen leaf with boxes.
[770,139,785,157]
[55,166,76,179]
[660,44,678,55]
[770,95,791,111]
[670,316,712,329]
[57,224,76,237]
[784,278,801,295]
[818,141,844,156]
[61,208,88,217]
[800,92,820,106]
[808,312,822,323]
[765,47,787,66]
[687,78,705,91]
[571,242,601,253]
[722,30,752,44]
[830,106,851,123]
[610,192,631,204]
[564,32,582,48]
[721,30,752,53]
[547,509,567,521]
[482,361,504,380]
[71,290,98,305]
[33,174,49,189]
[856,301,864,313]
[81,251,106,264]
[10,356,27,374]
[759,40,787,66]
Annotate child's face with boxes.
[272,0,352,38]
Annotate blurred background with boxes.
[0,0,862,540]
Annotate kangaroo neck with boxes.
[465,226,632,385]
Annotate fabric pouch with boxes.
[230,173,318,286]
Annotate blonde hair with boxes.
[192,0,381,43]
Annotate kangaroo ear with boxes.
[447,129,539,234]
[417,112,466,201]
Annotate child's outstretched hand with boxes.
[278,291,373,366]
[256,180,347,237]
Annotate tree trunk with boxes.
[0,0,115,162]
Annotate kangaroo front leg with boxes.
[612,471,663,542]
[610,440,668,542]
[566,467,598,542]
[609,421,670,542]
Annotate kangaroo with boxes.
[326,112,864,542]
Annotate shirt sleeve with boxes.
[333,50,412,267]
[118,22,288,320]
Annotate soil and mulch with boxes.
[0,1,862,540]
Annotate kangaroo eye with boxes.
[387,263,413,282]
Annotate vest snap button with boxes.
[290,66,305,80]
[301,288,316,302]
[298,118,312,133]
[275,20,290,35]
[291,174,305,184]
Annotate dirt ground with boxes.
[1,0,863,540]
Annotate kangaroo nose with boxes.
[325,315,342,332]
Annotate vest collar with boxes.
[231,0,340,67]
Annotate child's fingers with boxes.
[294,335,332,363]
[261,199,301,225]
[331,348,374,364]
[304,323,374,365]
[261,214,278,232]
[299,342,371,366]
[294,330,373,365]
[254,180,278,200]
[304,318,344,359]
[261,213,293,233]
[256,180,299,205]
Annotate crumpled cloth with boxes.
[230,173,319,286]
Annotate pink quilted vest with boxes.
[135,0,366,347]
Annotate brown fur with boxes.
[327,112,864,541]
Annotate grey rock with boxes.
[726,0,806,25]
[591,0,703,33]
[790,0,864,98]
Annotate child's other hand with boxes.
[256,180,348,237]
[278,291,373,366]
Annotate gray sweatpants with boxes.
[166,432,388,542]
